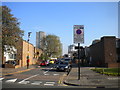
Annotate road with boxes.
[1,65,119,89]
[1,65,73,88]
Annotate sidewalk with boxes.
[1,65,38,76]
[64,67,120,88]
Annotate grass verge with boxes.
[90,68,120,76]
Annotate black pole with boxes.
[78,43,80,80]
[27,32,31,69]
[27,37,29,69]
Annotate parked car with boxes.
[53,60,60,69]
[46,60,50,66]
[64,58,72,63]
[56,61,72,72]
[40,61,47,66]
[49,60,54,64]
[60,58,72,64]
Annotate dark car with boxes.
[60,58,72,64]
[56,61,72,72]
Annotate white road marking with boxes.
[44,71,48,74]
[44,81,55,86]
[53,74,59,76]
[18,81,30,84]
[108,77,120,80]
[46,82,55,84]
[44,74,49,75]
[18,74,39,84]
[22,74,39,81]
[31,83,40,85]
[44,84,54,86]
[31,81,42,85]
[0,78,4,81]
[6,78,17,83]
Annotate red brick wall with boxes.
[108,63,120,68]
[90,41,105,67]
[102,37,117,64]
[90,36,117,67]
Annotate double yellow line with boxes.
[1,68,35,76]
[58,73,68,86]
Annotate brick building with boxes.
[89,36,120,68]
[3,40,42,68]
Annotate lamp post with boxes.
[27,32,32,69]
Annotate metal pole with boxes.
[27,35,29,69]
[78,43,80,80]
[27,32,31,69]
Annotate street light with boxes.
[27,32,32,69]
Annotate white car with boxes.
[46,60,50,65]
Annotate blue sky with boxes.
[2,2,118,55]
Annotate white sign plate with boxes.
[73,25,84,43]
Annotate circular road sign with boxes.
[76,29,82,35]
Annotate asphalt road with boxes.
[1,65,120,89]
[1,65,72,88]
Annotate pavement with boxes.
[63,66,120,88]
[1,65,38,76]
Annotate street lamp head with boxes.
[28,32,32,37]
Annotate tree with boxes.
[43,34,62,59]
[1,6,24,64]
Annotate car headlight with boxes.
[65,66,68,68]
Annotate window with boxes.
[9,54,16,59]
[9,54,14,59]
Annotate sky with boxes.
[2,2,118,55]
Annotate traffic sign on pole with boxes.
[73,25,84,44]
[73,25,84,80]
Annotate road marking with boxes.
[44,83,54,86]
[18,74,39,84]
[0,78,4,81]
[53,74,59,76]
[46,82,55,84]
[44,74,49,75]
[6,78,17,83]
[31,83,40,85]
[31,81,42,85]
[58,73,66,84]
[18,81,30,84]
[21,74,39,81]
[63,84,68,86]
[44,71,48,74]
[58,80,61,84]
[44,81,55,86]
[108,77,120,80]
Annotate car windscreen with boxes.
[59,62,68,65]
[65,59,71,61]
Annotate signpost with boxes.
[27,32,32,69]
[74,25,84,44]
[73,25,84,80]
